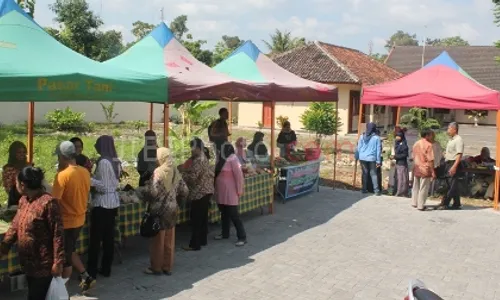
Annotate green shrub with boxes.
[45,107,86,131]
[300,102,342,139]
[100,102,119,123]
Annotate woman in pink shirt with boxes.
[214,144,247,246]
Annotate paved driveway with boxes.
[2,188,500,300]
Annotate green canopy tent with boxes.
[0,0,168,160]
[0,2,166,102]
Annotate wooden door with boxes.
[262,102,272,128]
[392,107,398,126]
[349,91,365,133]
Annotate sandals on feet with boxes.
[143,267,162,276]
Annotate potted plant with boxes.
[467,110,485,127]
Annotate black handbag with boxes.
[140,171,178,237]
[140,203,161,238]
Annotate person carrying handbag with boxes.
[141,147,188,275]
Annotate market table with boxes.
[276,159,321,203]
[0,173,273,278]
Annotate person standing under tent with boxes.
[179,138,214,251]
[1,167,65,300]
[70,137,93,173]
[2,141,30,207]
[51,141,93,291]
[438,122,464,210]
[87,136,121,279]
[356,122,382,196]
[411,129,436,211]
[143,147,188,275]
[209,108,231,161]
[390,130,409,197]
[214,144,247,246]
[136,130,158,187]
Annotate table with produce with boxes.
[274,147,322,202]
[0,171,273,278]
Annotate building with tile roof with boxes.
[237,41,401,134]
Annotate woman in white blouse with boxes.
[87,135,122,279]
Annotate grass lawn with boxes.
[2,122,486,209]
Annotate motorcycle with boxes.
[404,279,444,300]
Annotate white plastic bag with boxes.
[45,277,69,300]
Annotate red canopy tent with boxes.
[362,65,500,109]
[358,64,500,209]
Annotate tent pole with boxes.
[333,101,339,190]
[228,100,232,141]
[396,107,401,126]
[148,103,154,130]
[270,101,276,214]
[494,110,500,210]
[27,102,34,164]
[352,103,364,187]
[163,104,169,147]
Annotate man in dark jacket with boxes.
[136,130,157,186]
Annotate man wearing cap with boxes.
[51,141,94,291]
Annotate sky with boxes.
[33,0,499,54]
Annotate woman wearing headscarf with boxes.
[355,123,382,195]
[1,166,65,299]
[235,137,248,165]
[179,138,214,251]
[143,147,188,275]
[390,130,409,196]
[2,141,30,207]
[247,132,268,161]
[214,144,247,247]
[87,135,122,279]
[70,137,93,173]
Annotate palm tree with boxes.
[262,29,306,54]
[17,0,35,17]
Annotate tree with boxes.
[385,30,419,51]
[170,15,189,40]
[47,0,123,61]
[173,101,218,136]
[426,36,469,46]
[213,35,244,65]
[123,21,155,51]
[93,30,124,61]
[370,53,388,63]
[48,0,103,57]
[183,34,213,66]
[300,102,342,141]
[493,0,500,62]
[17,0,35,17]
[131,21,155,40]
[401,108,440,132]
[263,29,307,54]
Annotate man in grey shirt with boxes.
[438,122,464,210]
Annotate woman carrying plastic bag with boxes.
[46,277,69,300]
[0,167,66,300]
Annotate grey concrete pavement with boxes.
[3,188,500,300]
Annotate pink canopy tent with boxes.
[362,65,500,109]
[359,64,500,210]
